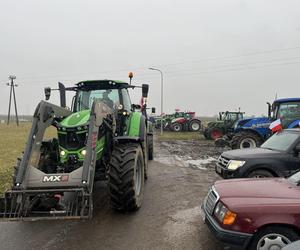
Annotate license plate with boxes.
[216,165,222,174]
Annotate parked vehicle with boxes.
[216,129,300,178]
[154,110,201,132]
[216,98,300,149]
[201,171,300,249]
[203,111,244,140]
[0,79,153,221]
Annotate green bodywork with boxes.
[57,103,144,165]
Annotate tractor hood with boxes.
[236,117,272,129]
[207,121,223,127]
[59,110,90,127]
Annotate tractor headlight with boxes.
[60,150,66,156]
[81,149,87,156]
[214,201,237,225]
[227,160,245,170]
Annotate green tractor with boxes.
[0,79,153,220]
[203,111,244,140]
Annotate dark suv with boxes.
[216,129,300,178]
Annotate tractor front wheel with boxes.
[231,132,262,149]
[109,143,145,212]
[209,128,224,140]
[171,122,182,132]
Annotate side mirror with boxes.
[44,87,51,100]
[142,84,149,98]
[267,102,271,118]
[151,107,156,114]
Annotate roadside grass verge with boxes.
[0,123,56,194]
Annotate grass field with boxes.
[0,123,56,194]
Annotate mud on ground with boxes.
[156,139,226,171]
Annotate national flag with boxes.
[269,119,282,133]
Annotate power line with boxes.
[5,45,300,83]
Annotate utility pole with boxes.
[7,75,19,126]
[149,67,164,135]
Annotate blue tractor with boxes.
[217,98,300,149]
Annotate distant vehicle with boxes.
[201,172,300,249]
[216,98,300,149]
[216,129,300,178]
[154,110,201,132]
[203,111,244,140]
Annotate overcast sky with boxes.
[1,0,300,116]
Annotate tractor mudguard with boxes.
[127,112,146,141]
[0,100,114,221]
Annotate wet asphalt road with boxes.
[0,140,223,250]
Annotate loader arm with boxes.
[0,100,114,221]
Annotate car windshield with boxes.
[261,130,299,151]
[288,171,300,185]
[76,89,120,111]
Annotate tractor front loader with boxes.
[0,79,153,221]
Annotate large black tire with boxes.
[148,135,154,160]
[248,226,299,250]
[171,122,182,132]
[189,119,201,132]
[109,143,145,212]
[231,131,262,149]
[247,169,275,178]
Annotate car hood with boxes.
[222,147,282,159]
[214,178,300,208]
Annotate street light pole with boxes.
[149,67,164,135]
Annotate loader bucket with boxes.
[0,188,92,221]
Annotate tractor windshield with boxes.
[275,102,300,127]
[76,89,120,111]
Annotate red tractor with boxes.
[171,111,202,132]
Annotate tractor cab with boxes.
[270,98,300,128]
[219,111,244,123]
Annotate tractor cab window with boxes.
[76,89,120,111]
[225,113,237,121]
[121,89,132,112]
[275,102,300,126]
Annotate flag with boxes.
[269,119,282,133]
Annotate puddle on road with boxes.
[155,140,223,170]
[155,155,216,170]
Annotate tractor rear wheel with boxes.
[148,135,154,160]
[171,122,182,132]
[189,119,201,132]
[231,132,262,149]
[109,143,145,212]
[209,128,224,140]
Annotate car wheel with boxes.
[247,169,275,178]
[248,226,299,250]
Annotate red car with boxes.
[201,172,300,249]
